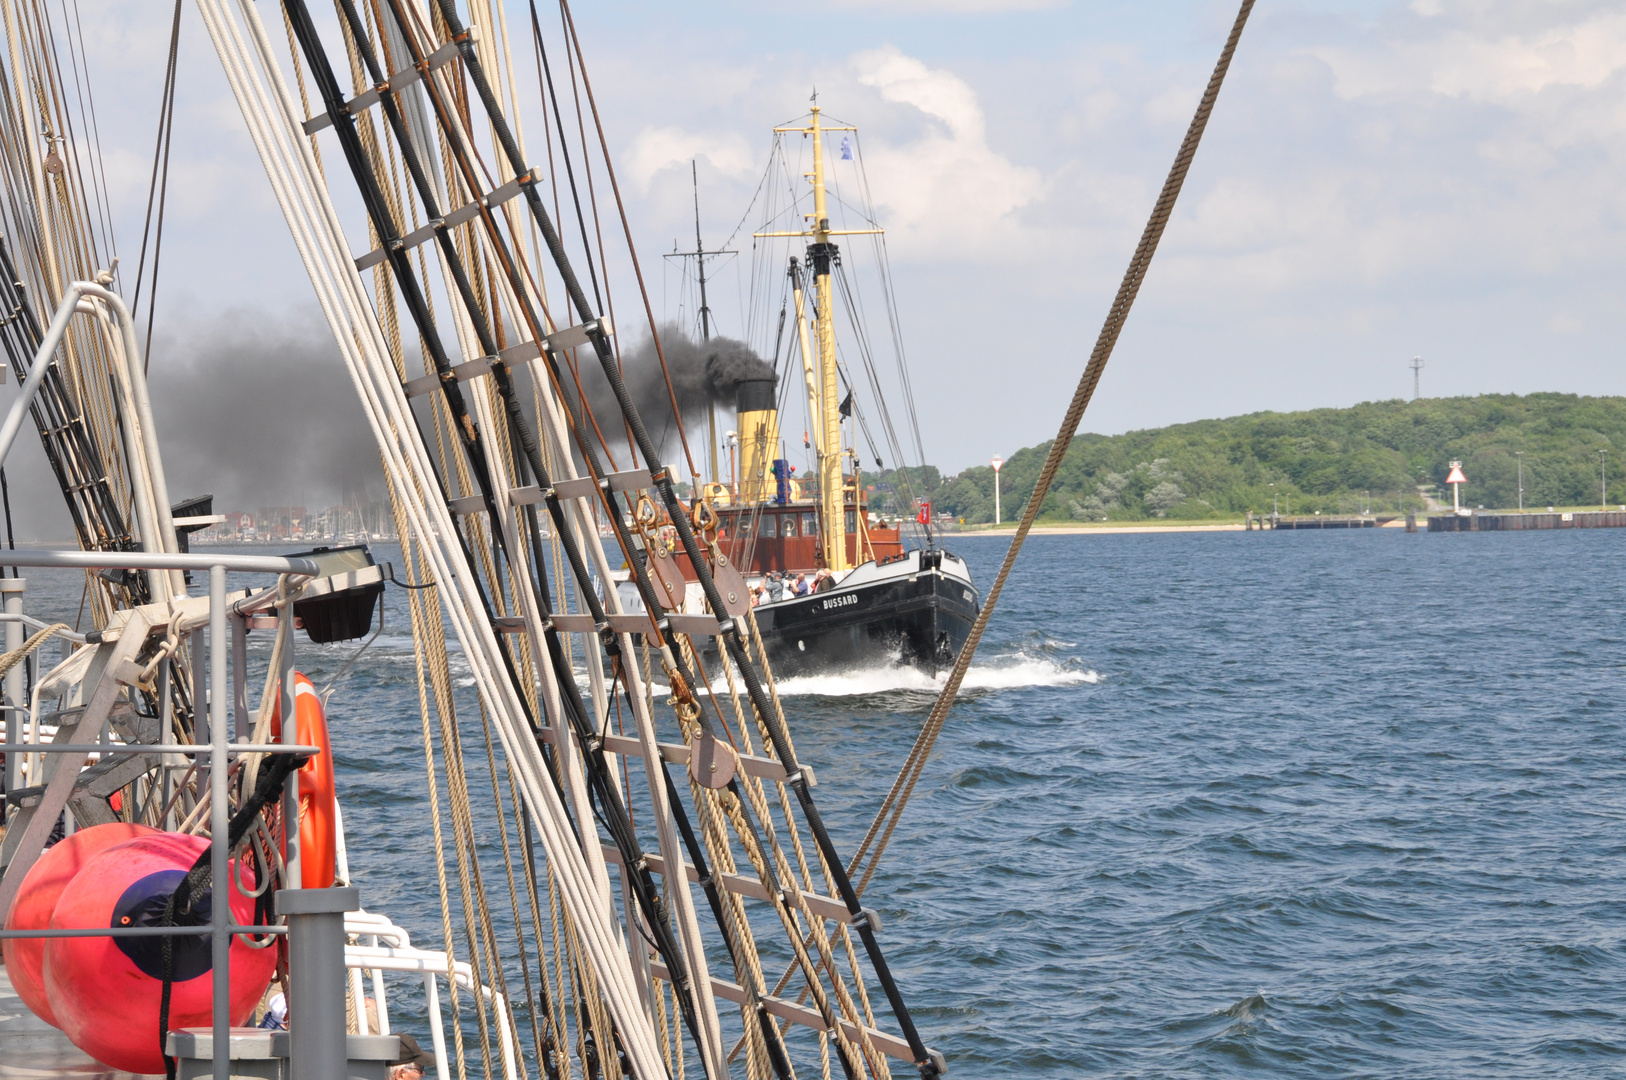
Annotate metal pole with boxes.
[1602,450,1607,511]
[279,590,300,891]
[278,886,360,1080]
[1516,452,1523,512]
[232,615,249,740]
[1,577,24,864]
[209,565,229,1080]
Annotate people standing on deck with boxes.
[792,573,809,597]
[767,572,786,602]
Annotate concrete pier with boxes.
[1269,515,1394,530]
[1428,510,1626,532]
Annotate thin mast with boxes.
[664,160,733,483]
[694,161,712,341]
[759,98,879,573]
[695,161,717,482]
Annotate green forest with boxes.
[867,394,1626,524]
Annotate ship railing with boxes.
[343,909,518,1080]
[0,547,363,1080]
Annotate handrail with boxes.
[0,550,320,576]
[0,612,88,642]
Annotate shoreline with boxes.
[951,522,1249,536]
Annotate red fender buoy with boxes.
[2,822,157,1028]
[44,832,277,1074]
[271,672,338,890]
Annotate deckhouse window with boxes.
[759,514,778,538]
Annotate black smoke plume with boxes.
[9,310,383,540]
[575,324,775,463]
[147,313,384,514]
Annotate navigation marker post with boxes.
[1447,460,1467,515]
[990,456,1004,525]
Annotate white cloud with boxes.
[848,45,1044,256]
[1312,5,1626,105]
[1427,11,1626,100]
[622,126,756,194]
[832,0,1061,10]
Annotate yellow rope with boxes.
[0,622,68,682]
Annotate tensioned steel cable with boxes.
[847,0,1257,894]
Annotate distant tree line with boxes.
[880,394,1626,524]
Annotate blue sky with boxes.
[7,0,1626,527]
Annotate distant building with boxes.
[191,501,396,545]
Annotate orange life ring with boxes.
[270,672,338,890]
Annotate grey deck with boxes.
[0,966,152,1079]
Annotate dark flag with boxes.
[839,391,854,418]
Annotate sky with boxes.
[6,0,1626,536]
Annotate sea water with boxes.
[10,527,1626,1078]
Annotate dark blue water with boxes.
[15,527,1626,1077]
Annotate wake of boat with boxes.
[772,655,1100,698]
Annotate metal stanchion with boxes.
[209,565,230,1080]
[1,576,26,872]
[277,886,360,1080]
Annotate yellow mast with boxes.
[759,101,879,573]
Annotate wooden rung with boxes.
[599,732,790,783]
[302,41,461,134]
[447,495,485,514]
[355,169,540,271]
[537,727,795,785]
[604,614,647,634]
[605,468,652,492]
[665,613,721,636]
[602,847,851,925]
[551,476,602,502]
[549,614,600,633]
[539,316,612,355]
[403,354,494,399]
[641,962,915,1062]
[498,339,541,367]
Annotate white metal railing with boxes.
[344,909,519,1080]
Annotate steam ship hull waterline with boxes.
[621,538,981,678]
[748,549,980,677]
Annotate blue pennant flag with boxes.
[840,136,853,160]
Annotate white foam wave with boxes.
[772,656,1100,698]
